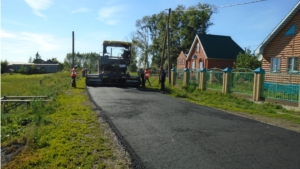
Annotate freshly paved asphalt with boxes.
[87,86,300,169]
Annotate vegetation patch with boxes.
[1,72,130,168]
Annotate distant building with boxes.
[7,62,59,73]
[177,51,187,69]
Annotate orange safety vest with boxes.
[71,68,77,77]
[144,70,150,79]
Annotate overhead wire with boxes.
[214,0,267,8]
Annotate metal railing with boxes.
[175,69,184,85]
[171,67,300,104]
[205,68,223,91]
[189,70,199,85]
[231,68,254,95]
[264,73,300,102]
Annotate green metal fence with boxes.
[175,69,184,85]
[231,68,254,95]
[205,68,223,91]
[264,73,300,102]
[172,67,300,104]
[189,70,199,85]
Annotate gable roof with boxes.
[178,51,187,58]
[255,1,300,55]
[187,34,244,60]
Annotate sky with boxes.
[1,0,299,63]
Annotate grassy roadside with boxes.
[147,74,300,132]
[1,72,130,169]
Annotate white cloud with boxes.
[97,5,127,25]
[1,30,70,62]
[24,0,52,18]
[71,7,90,14]
[0,30,17,38]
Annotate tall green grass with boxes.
[1,72,130,169]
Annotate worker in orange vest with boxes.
[71,65,78,87]
[144,68,151,87]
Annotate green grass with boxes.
[1,72,130,169]
[146,75,300,125]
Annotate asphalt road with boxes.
[87,86,300,169]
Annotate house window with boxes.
[199,61,203,69]
[284,24,295,36]
[192,61,195,71]
[196,42,200,52]
[271,57,280,73]
[287,57,298,73]
[182,59,184,65]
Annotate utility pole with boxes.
[167,8,171,84]
[72,31,75,68]
[160,28,167,69]
[160,8,171,83]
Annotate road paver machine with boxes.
[85,40,140,87]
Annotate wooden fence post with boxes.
[183,68,190,85]
[199,68,207,90]
[299,84,300,108]
[253,67,265,101]
[222,67,232,94]
[171,68,176,86]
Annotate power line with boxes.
[214,0,267,8]
[172,0,267,12]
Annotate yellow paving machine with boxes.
[85,40,140,87]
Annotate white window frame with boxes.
[192,61,195,71]
[196,42,200,52]
[270,57,280,73]
[287,56,298,73]
[199,61,203,69]
[182,59,184,65]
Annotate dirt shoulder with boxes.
[223,109,300,133]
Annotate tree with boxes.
[35,52,41,59]
[18,65,28,74]
[51,58,59,63]
[234,48,262,70]
[1,60,8,73]
[33,52,43,64]
[134,3,216,69]
[28,56,33,63]
[126,32,138,72]
[64,52,100,71]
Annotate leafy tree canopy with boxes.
[133,3,216,69]
[1,60,8,73]
[234,48,262,70]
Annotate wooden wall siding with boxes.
[265,73,300,84]
[262,11,300,72]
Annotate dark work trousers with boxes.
[72,77,76,87]
[161,81,165,92]
[141,76,145,88]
